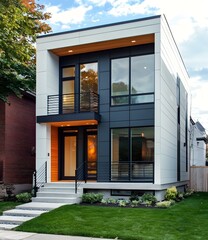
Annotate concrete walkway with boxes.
[0,230,115,240]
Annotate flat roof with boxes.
[37,15,161,39]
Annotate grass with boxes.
[0,201,20,215]
[16,192,208,240]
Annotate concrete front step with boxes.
[0,223,19,230]
[3,209,48,217]
[40,187,81,193]
[37,192,81,198]
[43,182,77,188]
[0,215,34,225]
[16,202,67,211]
[32,196,79,204]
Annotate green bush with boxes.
[164,186,177,201]
[141,193,157,205]
[156,200,173,208]
[16,192,32,203]
[117,199,129,207]
[81,193,103,204]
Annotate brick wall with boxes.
[3,94,35,184]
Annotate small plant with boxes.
[16,192,32,203]
[101,199,108,204]
[129,194,140,201]
[176,192,184,201]
[184,188,194,197]
[118,199,129,207]
[164,186,177,201]
[106,198,117,204]
[130,200,140,207]
[82,193,103,204]
[141,193,157,205]
[156,200,172,208]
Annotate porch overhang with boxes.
[37,112,101,127]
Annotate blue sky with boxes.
[37,0,208,131]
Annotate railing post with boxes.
[45,161,47,183]
[33,170,37,197]
[75,169,77,194]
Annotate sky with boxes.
[37,0,208,131]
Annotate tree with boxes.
[0,0,51,101]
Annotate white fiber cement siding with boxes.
[36,46,59,180]
[37,18,160,51]
[155,16,190,184]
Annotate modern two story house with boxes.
[36,15,190,200]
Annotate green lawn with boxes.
[0,201,20,215]
[16,192,208,240]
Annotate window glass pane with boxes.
[111,96,128,105]
[131,94,154,104]
[62,67,75,78]
[62,80,74,94]
[62,81,74,113]
[111,129,129,180]
[111,58,129,96]
[131,127,154,162]
[131,55,154,94]
[80,62,98,93]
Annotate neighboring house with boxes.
[0,92,35,194]
[190,118,207,166]
[36,15,190,200]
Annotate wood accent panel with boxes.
[51,126,58,182]
[50,119,98,127]
[51,34,154,56]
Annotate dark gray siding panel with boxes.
[99,89,110,104]
[110,110,130,122]
[99,72,110,90]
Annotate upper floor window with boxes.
[80,62,98,94]
[111,54,154,105]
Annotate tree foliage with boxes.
[0,0,51,101]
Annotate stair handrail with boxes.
[33,161,47,197]
[75,161,87,194]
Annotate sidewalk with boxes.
[0,230,115,240]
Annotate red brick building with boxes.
[0,92,35,193]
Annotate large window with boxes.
[111,127,154,182]
[80,62,98,111]
[111,54,154,105]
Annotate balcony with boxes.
[47,92,99,115]
[111,161,154,182]
[37,92,100,125]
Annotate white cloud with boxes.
[190,76,208,131]
[45,4,92,26]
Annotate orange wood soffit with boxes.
[50,34,154,56]
[49,119,98,127]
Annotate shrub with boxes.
[130,200,140,207]
[81,193,103,204]
[156,200,172,208]
[164,186,177,201]
[106,198,117,204]
[16,192,32,203]
[118,199,129,207]
[129,194,140,201]
[141,193,157,205]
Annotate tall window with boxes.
[62,66,75,113]
[111,127,154,182]
[80,62,98,111]
[111,54,154,105]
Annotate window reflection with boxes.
[111,54,154,105]
[111,58,129,96]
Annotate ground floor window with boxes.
[111,127,154,182]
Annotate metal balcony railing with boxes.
[111,161,154,182]
[47,92,99,115]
